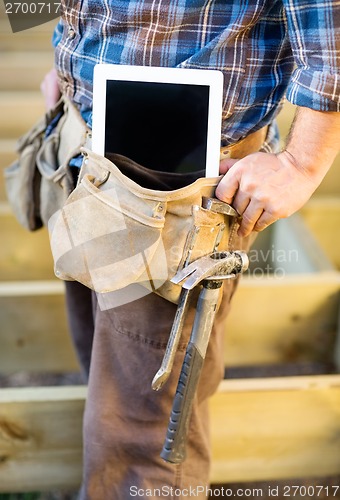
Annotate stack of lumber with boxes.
[0,12,82,491]
[0,6,339,493]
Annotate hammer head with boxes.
[202,197,239,217]
[171,251,249,290]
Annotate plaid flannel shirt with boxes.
[53,0,340,146]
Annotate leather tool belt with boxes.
[4,95,90,231]
[5,96,267,303]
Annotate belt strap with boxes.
[58,96,91,167]
[220,126,268,160]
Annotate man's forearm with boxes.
[282,106,340,185]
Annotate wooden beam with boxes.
[225,273,340,366]
[300,197,340,270]
[0,271,339,373]
[0,139,16,167]
[276,101,295,141]
[1,204,339,372]
[0,281,79,373]
[0,210,55,281]
[0,20,55,52]
[226,215,340,366]
[0,274,339,373]
[0,386,85,492]
[0,53,53,91]
[210,375,340,483]
[0,140,16,201]
[300,198,340,369]
[0,91,45,138]
[312,156,340,197]
[1,376,340,491]
[271,215,334,274]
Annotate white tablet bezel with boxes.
[92,64,223,177]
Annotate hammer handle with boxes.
[160,282,222,464]
[160,341,204,464]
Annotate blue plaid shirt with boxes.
[53,0,340,146]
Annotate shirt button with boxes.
[68,27,76,39]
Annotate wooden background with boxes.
[1,6,340,497]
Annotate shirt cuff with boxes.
[287,67,340,112]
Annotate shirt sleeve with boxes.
[284,0,340,111]
[52,19,64,47]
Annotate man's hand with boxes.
[40,68,61,110]
[216,150,319,237]
[216,107,340,237]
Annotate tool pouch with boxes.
[4,96,88,230]
[49,149,234,303]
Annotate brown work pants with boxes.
[64,227,251,500]
[62,118,276,500]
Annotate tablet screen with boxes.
[92,64,223,178]
[104,80,210,174]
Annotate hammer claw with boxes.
[171,251,249,290]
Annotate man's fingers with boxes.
[238,203,279,237]
[40,68,61,111]
[215,169,240,204]
[232,190,250,218]
[216,157,279,237]
[237,201,264,237]
[253,211,278,232]
[219,158,239,174]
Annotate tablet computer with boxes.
[92,64,223,177]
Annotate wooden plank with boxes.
[246,214,334,278]
[0,91,45,138]
[0,52,53,91]
[0,273,339,373]
[225,274,340,366]
[300,198,340,369]
[0,272,339,373]
[270,215,334,274]
[0,20,56,52]
[0,281,79,373]
[0,376,340,491]
[276,100,295,142]
[0,209,56,281]
[0,139,16,166]
[0,206,338,372]
[226,215,340,366]
[0,280,63,295]
[300,197,340,270]
[0,140,16,202]
[0,385,85,492]
[313,156,340,196]
[210,375,340,483]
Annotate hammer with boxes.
[152,198,239,392]
[160,249,248,464]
